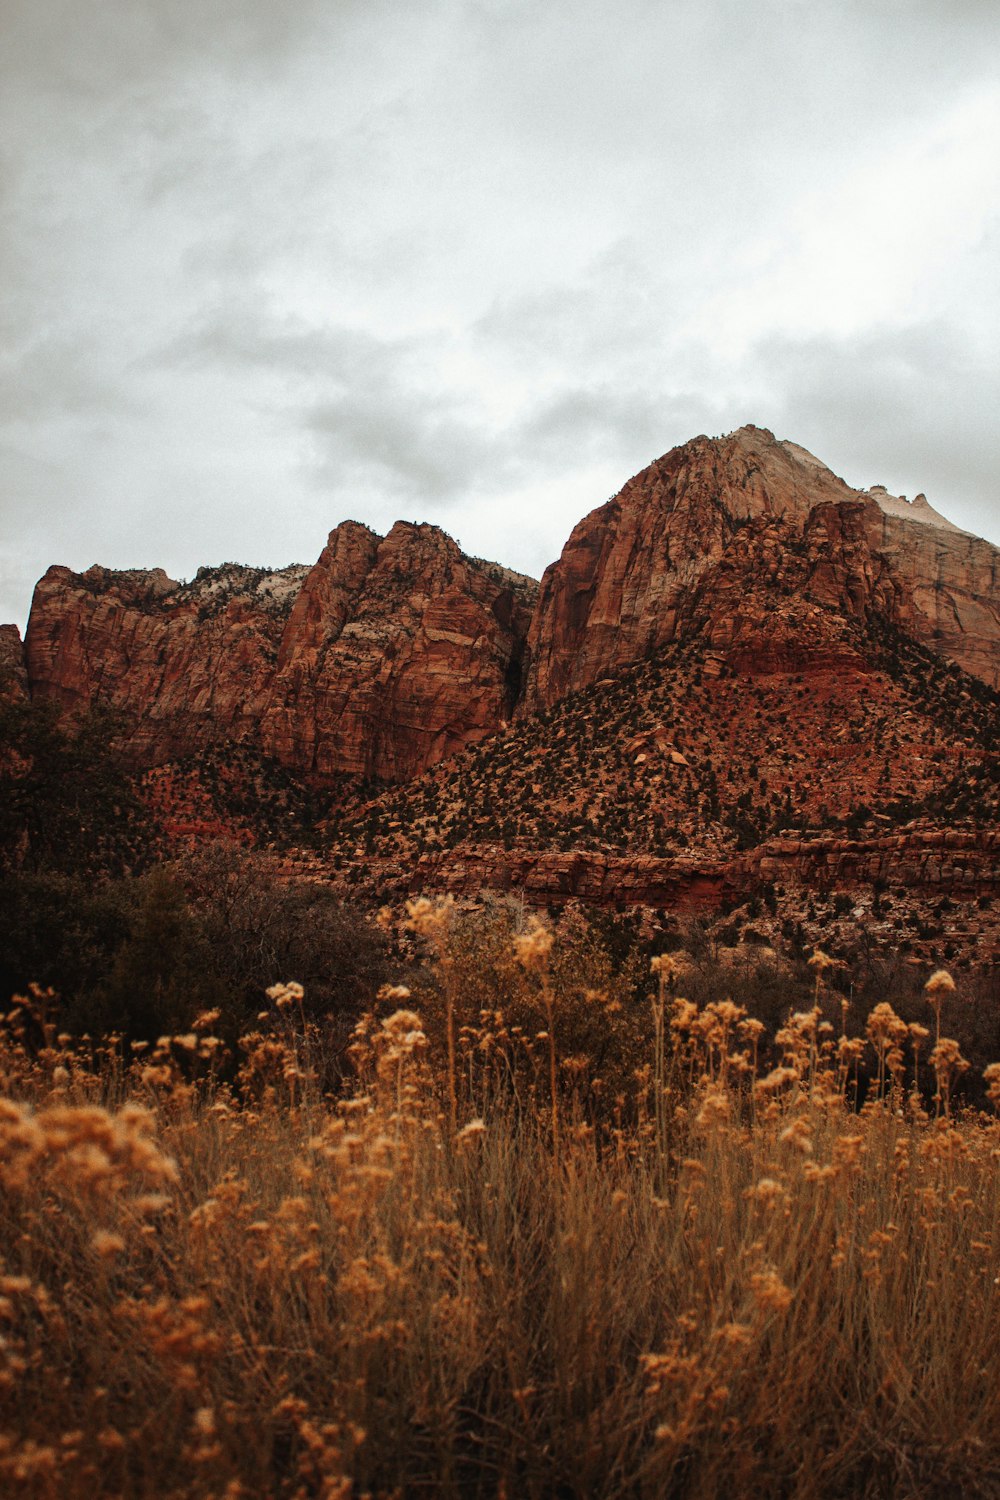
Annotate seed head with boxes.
[513,917,554,968]
[983,1062,1000,1107]
[405,895,454,940]
[91,1230,126,1258]
[378,984,412,1002]
[266,981,305,1010]
[750,1268,794,1313]
[808,948,835,973]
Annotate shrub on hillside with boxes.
[0,698,152,877]
[0,845,393,1052]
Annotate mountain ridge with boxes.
[523,425,1000,710]
[4,425,999,965]
[5,425,1000,783]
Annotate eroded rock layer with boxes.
[14,425,999,784]
[404,827,1000,912]
[523,426,1000,710]
[23,527,537,780]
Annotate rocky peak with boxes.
[865,485,968,534]
[42,562,180,608]
[382,518,459,552]
[375,521,474,595]
[275,522,380,672]
[260,518,536,780]
[678,425,856,522]
[523,429,1000,711]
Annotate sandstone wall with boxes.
[22,527,537,780]
[523,427,1000,710]
[407,828,1000,911]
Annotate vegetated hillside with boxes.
[329,618,998,863]
[0,697,156,879]
[139,745,339,852]
[0,685,340,880]
[320,614,1000,966]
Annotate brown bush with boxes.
[2,930,1000,1497]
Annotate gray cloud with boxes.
[158,296,717,514]
[748,325,1000,539]
[2,0,350,92]
[1,0,998,625]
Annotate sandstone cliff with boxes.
[258,520,536,780]
[18,424,999,781]
[23,527,537,780]
[24,562,300,758]
[523,426,1000,710]
[0,624,27,699]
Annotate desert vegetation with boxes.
[3,901,1000,1498]
[0,846,391,1045]
[327,627,1000,876]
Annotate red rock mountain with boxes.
[523,426,1000,710]
[23,522,536,781]
[14,426,1000,779]
[257,522,535,779]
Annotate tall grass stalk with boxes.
[1,950,999,1497]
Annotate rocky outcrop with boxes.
[258,521,536,780]
[21,528,539,780]
[23,529,537,781]
[24,563,296,758]
[403,827,1000,911]
[523,426,1000,710]
[0,624,27,699]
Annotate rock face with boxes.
[24,563,299,759]
[23,528,537,780]
[523,426,1000,710]
[0,624,27,699]
[863,500,1000,690]
[18,424,999,781]
[258,521,536,780]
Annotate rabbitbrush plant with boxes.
[1,933,1000,1498]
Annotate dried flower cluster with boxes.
[1,951,999,1497]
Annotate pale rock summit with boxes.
[778,439,968,536]
[864,485,968,535]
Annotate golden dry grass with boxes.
[2,920,1000,1498]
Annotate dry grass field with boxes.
[2,904,1000,1498]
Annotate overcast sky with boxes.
[2,0,998,628]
